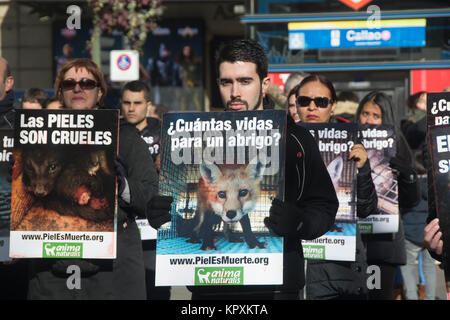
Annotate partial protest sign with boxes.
[299,123,357,261]
[358,124,399,234]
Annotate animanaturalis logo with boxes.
[195,267,243,285]
[358,223,373,234]
[42,242,83,258]
[303,245,325,259]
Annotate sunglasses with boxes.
[61,78,99,91]
[297,96,332,108]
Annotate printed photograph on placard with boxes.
[0,129,13,261]
[298,123,357,261]
[10,109,118,259]
[358,124,399,234]
[155,110,286,286]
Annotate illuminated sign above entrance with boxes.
[288,19,426,50]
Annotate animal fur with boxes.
[21,148,65,198]
[188,159,267,250]
[46,149,114,222]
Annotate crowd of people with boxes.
[0,38,448,300]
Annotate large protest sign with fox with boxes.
[155,110,286,286]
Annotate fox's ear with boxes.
[200,162,222,184]
[327,156,343,182]
[247,158,265,180]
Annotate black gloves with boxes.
[389,156,416,183]
[114,155,127,196]
[264,198,303,237]
[147,195,172,229]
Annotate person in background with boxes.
[400,177,436,300]
[266,71,310,111]
[284,72,310,97]
[21,88,49,109]
[357,91,420,300]
[0,56,29,300]
[397,91,436,300]
[296,74,378,300]
[176,45,202,111]
[120,80,170,300]
[287,84,301,123]
[45,96,64,110]
[334,91,359,123]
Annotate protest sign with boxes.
[299,123,357,261]
[358,124,399,234]
[429,124,450,289]
[10,109,118,259]
[426,92,450,298]
[155,110,285,286]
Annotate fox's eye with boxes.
[49,164,57,171]
[239,189,248,197]
[218,191,226,199]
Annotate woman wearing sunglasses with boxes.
[356,91,421,300]
[27,58,160,300]
[296,74,378,300]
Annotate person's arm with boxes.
[265,124,338,240]
[356,160,378,219]
[119,125,159,218]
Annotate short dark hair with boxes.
[337,91,359,103]
[406,91,426,111]
[121,80,151,102]
[295,74,337,104]
[22,88,49,107]
[216,39,268,82]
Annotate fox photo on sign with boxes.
[0,129,13,261]
[10,109,118,259]
[155,110,286,286]
[358,124,399,234]
[299,123,357,261]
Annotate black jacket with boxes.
[189,115,338,298]
[0,90,26,300]
[306,159,378,300]
[0,90,15,129]
[27,124,159,300]
[361,129,419,266]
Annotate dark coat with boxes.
[306,160,378,300]
[0,90,27,300]
[27,123,159,300]
[0,90,15,129]
[354,96,419,267]
[189,115,339,298]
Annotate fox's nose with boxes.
[226,210,237,220]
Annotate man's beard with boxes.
[225,86,263,111]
